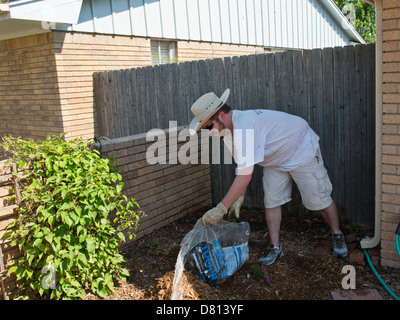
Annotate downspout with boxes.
[360,0,383,249]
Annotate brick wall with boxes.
[53,32,152,140]
[381,0,400,268]
[0,33,62,142]
[97,128,211,241]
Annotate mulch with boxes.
[94,207,400,300]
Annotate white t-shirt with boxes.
[224,109,319,173]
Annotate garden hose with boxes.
[363,249,400,300]
[362,222,400,300]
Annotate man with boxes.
[189,89,348,266]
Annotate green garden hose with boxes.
[363,248,399,300]
[362,223,400,300]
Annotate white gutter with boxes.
[320,0,366,44]
[360,0,382,249]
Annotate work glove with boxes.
[228,195,245,219]
[202,202,228,226]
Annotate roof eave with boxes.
[0,0,82,41]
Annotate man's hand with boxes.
[201,202,228,226]
[228,195,245,219]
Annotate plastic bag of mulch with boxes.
[182,218,250,286]
[171,219,250,299]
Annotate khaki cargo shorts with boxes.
[262,146,333,211]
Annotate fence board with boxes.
[322,47,335,178]
[292,50,304,118]
[301,50,313,124]
[231,55,242,111]
[93,44,376,227]
[333,46,345,216]
[265,53,276,110]
[343,45,356,221]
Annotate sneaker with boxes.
[332,234,348,258]
[258,245,284,266]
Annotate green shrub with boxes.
[1,134,143,299]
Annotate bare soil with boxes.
[91,207,400,300]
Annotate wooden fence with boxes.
[94,43,376,227]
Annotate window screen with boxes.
[151,40,176,65]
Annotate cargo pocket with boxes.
[312,168,332,200]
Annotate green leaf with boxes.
[60,260,68,274]
[88,210,97,220]
[45,233,54,243]
[116,183,123,194]
[38,243,46,252]
[18,159,25,168]
[48,215,55,227]
[33,238,42,247]
[27,253,35,265]
[120,268,130,278]
[117,232,125,242]
[86,237,96,252]
[7,266,18,275]
[78,253,88,266]
[70,211,79,224]
[25,269,33,279]
[79,233,87,243]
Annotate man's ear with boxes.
[218,111,226,123]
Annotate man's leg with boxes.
[258,205,284,265]
[291,146,348,258]
[264,206,282,247]
[260,168,290,265]
[320,200,342,235]
[320,201,348,257]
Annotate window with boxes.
[151,40,176,65]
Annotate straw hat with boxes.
[189,89,230,134]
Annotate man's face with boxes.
[203,116,227,140]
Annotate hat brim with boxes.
[189,88,230,135]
